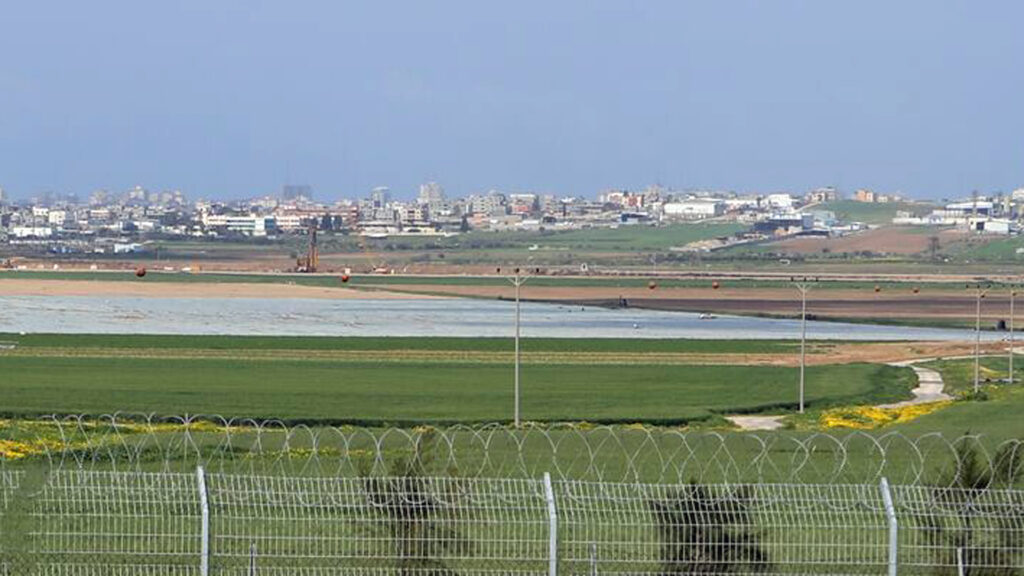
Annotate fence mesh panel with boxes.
[30,470,201,575]
[557,482,890,575]
[2,469,1024,574]
[894,484,1024,574]
[1,471,23,576]
[0,472,18,511]
[207,474,550,575]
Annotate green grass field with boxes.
[5,334,1024,440]
[951,235,1024,262]
[496,222,747,250]
[0,356,912,424]
[0,333,798,354]
[353,222,746,252]
[4,336,1024,505]
[132,221,744,258]
[0,335,910,425]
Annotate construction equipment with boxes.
[296,222,319,273]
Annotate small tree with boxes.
[360,431,469,576]
[919,442,1024,575]
[648,483,770,574]
[928,236,941,260]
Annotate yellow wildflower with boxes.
[820,401,951,430]
[0,438,63,460]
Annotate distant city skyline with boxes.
[5,180,1022,206]
[7,181,1011,205]
[1,1,1022,201]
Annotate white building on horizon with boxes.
[662,199,724,220]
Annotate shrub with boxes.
[648,483,770,574]
[359,431,469,576]
[917,442,1024,574]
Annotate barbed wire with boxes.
[1,413,1022,488]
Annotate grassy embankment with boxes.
[897,356,1024,439]
[816,201,935,226]
[779,354,1024,439]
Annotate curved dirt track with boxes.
[727,359,955,431]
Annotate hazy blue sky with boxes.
[1,1,1021,201]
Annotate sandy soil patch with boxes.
[0,279,441,300]
[815,341,1003,364]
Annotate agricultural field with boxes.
[4,268,1022,329]
[0,334,913,426]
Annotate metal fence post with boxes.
[197,466,210,576]
[879,477,898,576]
[249,541,257,576]
[543,473,558,576]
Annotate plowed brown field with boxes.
[363,283,1014,323]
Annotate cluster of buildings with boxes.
[892,191,1024,235]
[852,189,906,204]
[2,181,1022,256]
[0,186,190,253]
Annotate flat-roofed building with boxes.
[662,199,724,220]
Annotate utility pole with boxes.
[1010,286,1017,385]
[968,283,991,394]
[792,277,817,413]
[503,267,535,427]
